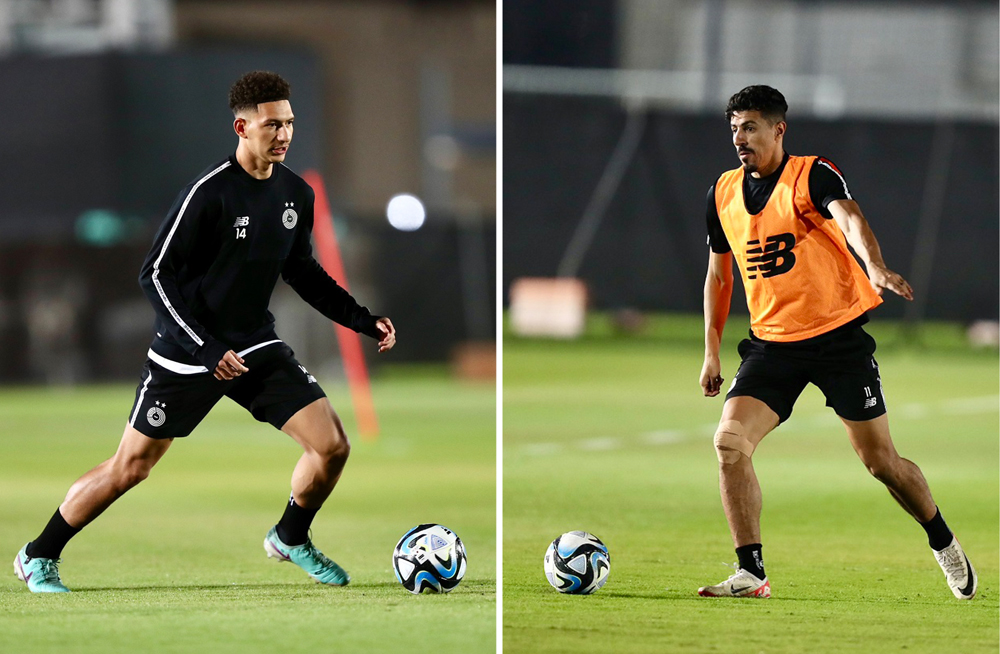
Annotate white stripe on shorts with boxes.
[237,339,283,358]
[146,340,284,375]
[148,349,207,374]
[129,372,153,426]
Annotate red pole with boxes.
[303,169,379,441]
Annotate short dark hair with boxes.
[725,85,787,124]
[228,71,291,115]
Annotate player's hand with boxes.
[868,265,913,301]
[700,355,724,397]
[214,350,248,380]
[375,317,396,353]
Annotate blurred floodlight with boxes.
[386,194,426,231]
[424,134,460,171]
[76,209,124,246]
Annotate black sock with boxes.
[735,543,766,580]
[920,507,953,551]
[275,495,319,546]
[26,508,81,560]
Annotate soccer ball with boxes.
[543,531,610,594]
[392,523,467,594]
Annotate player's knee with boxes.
[114,458,154,491]
[315,420,351,466]
[714,420,755,464]
[328,430,351,463]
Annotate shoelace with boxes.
[716,562,743,585]
[37,558,62,584]
[938,548,965,579]
[301,541,335,569]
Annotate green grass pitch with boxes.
[0,367,495,653]
[503,314,998,654]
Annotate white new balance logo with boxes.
[298,365,317,384]
[234,216,250,227]
[863,385,878,409]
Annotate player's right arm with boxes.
[701,250,733,397]
[138,174,246,379]
[701,184,734,397]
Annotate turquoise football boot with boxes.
[263,527,350,586]
[14,544,70,593]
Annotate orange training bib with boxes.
[714,155,882,342]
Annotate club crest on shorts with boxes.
[282,202,297,229]
[146,402,166,427]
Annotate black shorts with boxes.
[127,342,327,439]
[726,324,886,424]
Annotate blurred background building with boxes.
[0,0,495,384]
[504,0,998,336]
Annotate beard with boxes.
[742,161,758,173]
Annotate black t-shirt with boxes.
[706,154,853,254]
[138,155,380,372]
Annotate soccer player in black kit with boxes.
[14,71,395,592]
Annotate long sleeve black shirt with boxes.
[138,155,380,374]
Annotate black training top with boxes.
[138,155,380,374]
[706,153,853,254]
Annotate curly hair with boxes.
[725,85,788,124]
[228,71,291,115]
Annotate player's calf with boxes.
[62,455,157,526]
[286,401,352,503]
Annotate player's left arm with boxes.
[282,188,396,352]
[827,199,913,301]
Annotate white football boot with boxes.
[698,567,770,598]
[933,537,977,600]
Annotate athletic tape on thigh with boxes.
[713,419,755,462]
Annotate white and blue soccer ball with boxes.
[392,523,467,594]
[543,531,610,595]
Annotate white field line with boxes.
[938,396,1000,414]
[641,430,685,445]
[514,395,998,457]
[897,404,930,420]
[578,437,622,451]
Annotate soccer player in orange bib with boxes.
[696,85,976,600]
